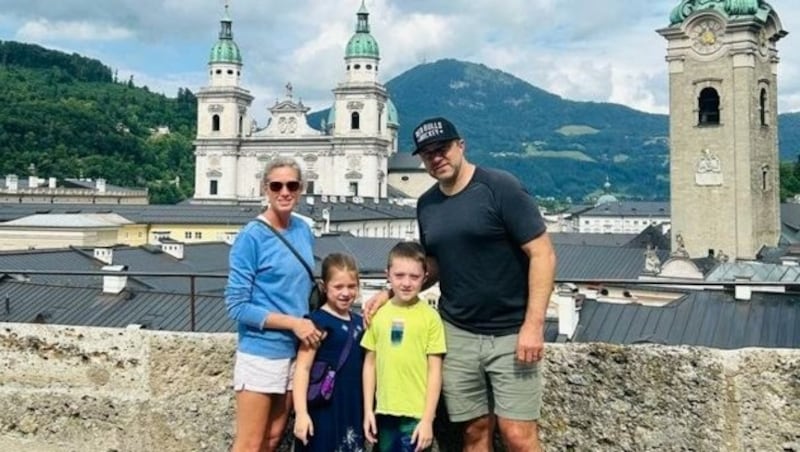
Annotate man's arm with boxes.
[517,232,556,363]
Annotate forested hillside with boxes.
[0,41,197,203]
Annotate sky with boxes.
[1,0,799,119]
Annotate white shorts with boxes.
[233,351,295,394]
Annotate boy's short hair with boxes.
[387,241,427,271]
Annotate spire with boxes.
[356,0,370,33]
[220,1,233,40]
[209,0,242,65]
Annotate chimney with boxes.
[161,242,184,260]
[6,174,18,192]
[102,265,128,294]
[48,177,57,189]
[96,178,107,193]
[556,285,580,339]
[734,276,752,301]
[93,247,113,265]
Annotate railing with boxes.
[0,269,227,332]
[3,269,798,332]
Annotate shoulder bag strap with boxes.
[254,218,315,283]
[334,316,357,371]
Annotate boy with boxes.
[362,241,446,452]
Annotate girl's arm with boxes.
[412,354,443,452]
[292,343,318,445]
[362,351,378,444]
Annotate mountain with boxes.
[0,41,197,204]
[312,59,800,201]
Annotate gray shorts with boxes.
[233,351,295,394]
[442,321,543,422]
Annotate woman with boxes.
[225,157,324,452]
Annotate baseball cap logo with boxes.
[414,121,444,142]
[411,117,460,155]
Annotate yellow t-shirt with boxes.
[360,299,446,418]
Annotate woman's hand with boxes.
[293,318,326,348]
[293,412,314,445]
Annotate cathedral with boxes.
[192,1,399,204]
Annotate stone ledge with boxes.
[0,323,797,451]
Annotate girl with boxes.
[293,253,366,452]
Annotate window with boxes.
[212,114,221,132]
[184,232,192,239]
[366,64,372,70]
[215,69,222,74]
[354,64,361,70]
[698,87,720,125]
[760,88,768,126]
[210,180,218,195]
[195,232,202,239]
[351,112,360,130]
[239,115,243,135]
[762,165,769,191]
[349,182,359,196]
[306,181,315,194]
[227,69,233,75]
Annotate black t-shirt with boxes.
[417,166,546,335]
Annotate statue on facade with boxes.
[672,234,690,258]
[644,244,662,274]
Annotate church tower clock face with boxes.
[690,19,723,55]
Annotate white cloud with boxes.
[2,0,800,115]
[17,19,133,42]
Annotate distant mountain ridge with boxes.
[313,59,800,201]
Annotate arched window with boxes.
[762,165,769,191]
[351,112,360,130]
[238,115,243,135]
[760,88,768,126]
[212,114,220,132]
[698,87,720,125]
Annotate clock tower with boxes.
[658,1,787,260]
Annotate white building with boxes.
[192,2,399,204]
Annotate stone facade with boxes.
[658,6,786,259]
[193,5,398,204]
[0,323,797,451]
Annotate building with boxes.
[192,2,399,204]
[573,201,671,234]
[0,175,148,205]
[658,1,787,259]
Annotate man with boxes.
[370,116,556,451]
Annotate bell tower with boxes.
[658,0,787,259]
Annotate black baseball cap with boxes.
[411,117,460,155]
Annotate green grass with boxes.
[555,125,600,136]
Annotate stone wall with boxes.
[0,323,797,451]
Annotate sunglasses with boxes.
[419,142,452,161]
[267,180,301,192]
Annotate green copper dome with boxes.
[669,0,771,25]
[387,99,399,126]
[345,1,380,59]
[209,6,242,64]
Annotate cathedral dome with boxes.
[210,40,242,64]
[345,1,380,59]
[669,0,771,25]
[387,99,399,126]
[209,6,242,64]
